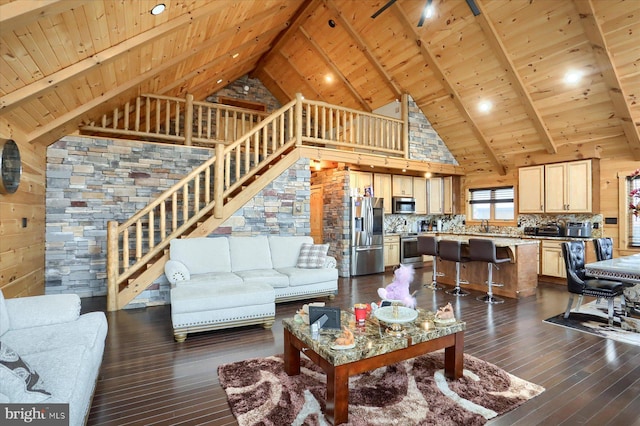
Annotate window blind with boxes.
[469,187,514,204]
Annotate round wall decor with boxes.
[0,139,22,194]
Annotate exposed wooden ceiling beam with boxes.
[254,0,321,70]
[574,0,640,161]
[252,68,291,103]
[475,0,557,155]
[0,0,85,36]
[25,6,288,146]
[323,0,402,100]
[392,3,506,175]
[0,0,262,113]
[298,26,371,111]
[275,50,325,101]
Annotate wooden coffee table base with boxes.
[284,328,464,425]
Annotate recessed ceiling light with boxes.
[325,74,333,83]
[232,53,240,59]
[216,79,223,84]
[564,70,583,85]
[150,3,165,15]
[478,100,492,113]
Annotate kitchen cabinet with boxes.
[518,165,545,213]
[428,177,443,214]
[540,238,596,279]
[413,177,427,214]
[541,240,566,278]
[443,176,453,214]
[384,235,400,268]
[545,160,593,213]
[392,175,413,197]
[373,173,392,214]
[349,171,373,196]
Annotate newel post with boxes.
[106,221,119,312]
[184,93,194,146]
[213,143,224,218]
[401,93,409,159]
[295,93,303,146]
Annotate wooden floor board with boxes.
[85,267,640,425]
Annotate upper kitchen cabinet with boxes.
[374,173,392,214]
[349,171,373,196]
[518,165,545,213]
[392,175,413,197]
[545,160,598,213]
[518,160,599,214]
[428,177,444,214]
[414,177,427,214]
[443,176,453,214]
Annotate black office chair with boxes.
[468,238,510,304]
[593,237,614,261]
[562,241,625,326]
[439,240,471,296]
[417,236,443,290]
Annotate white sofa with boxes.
[0,290,108,426]
[166,235,338,342]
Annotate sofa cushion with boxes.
[0,341,51,403]
[296,243,330,268]
[1,312,107,358]
[170,237,231,275]
[234,269,289,288]
[171,282,275,312]
[177,272,243,287]
[276,267,339,287]
[164,260,191,285]
[229,236,273,272]
[268,236,314,268]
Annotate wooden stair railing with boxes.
[101,93,407,310]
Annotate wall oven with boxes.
[400,234,423,268]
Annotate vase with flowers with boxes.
[629,168,640,217]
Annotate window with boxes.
[629,175,640,247]
[469,186,514,221]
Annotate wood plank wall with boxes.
[0,119,46,298]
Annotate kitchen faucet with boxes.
[481,219,490,233]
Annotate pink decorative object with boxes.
[377,264,416,308]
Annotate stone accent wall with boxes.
[407,96,457,164]
[45,136,214,298]
[206,74,281,113]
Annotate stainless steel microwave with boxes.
[392,197,416,214]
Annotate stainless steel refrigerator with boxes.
[351,196,384,276]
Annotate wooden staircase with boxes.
[84,93,408,311]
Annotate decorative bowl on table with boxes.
[374,305,418,337]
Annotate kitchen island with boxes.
[433,235,540,299]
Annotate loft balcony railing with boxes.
[85,93,407,310]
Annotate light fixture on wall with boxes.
[150,3,166,15]
[243,85,249,93]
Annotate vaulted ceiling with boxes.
[1,0,638,176]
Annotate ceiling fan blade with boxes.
[417,0,429,27]
[371,0,397,19]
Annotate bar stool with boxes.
[439,240,471,296]
[417,236,443,290]
[468,238,510,304]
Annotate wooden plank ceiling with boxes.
[1,0,638,175]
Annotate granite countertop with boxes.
[434,233,539,246]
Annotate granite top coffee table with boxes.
[283,308,465,425]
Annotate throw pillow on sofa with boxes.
[165,260,191,285]
[0,341,51,403]
[296,243,330,269]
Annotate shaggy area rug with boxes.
[217,352,544,425]
[544,300,640,347]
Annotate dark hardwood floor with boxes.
[84,267,640,426]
